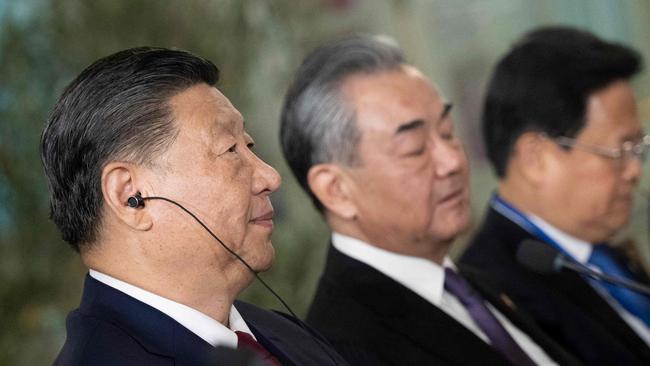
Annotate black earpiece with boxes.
[127,192,145,208]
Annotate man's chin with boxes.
[255,257,275,273]
[607,217,630,238]
[252,244,276,273]
[438,211,471,238]
[428,224,467,244]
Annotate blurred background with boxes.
[1,0,650,363]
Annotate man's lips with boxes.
[250,210,274,228]
[439,188,464,205]
[616,194,633,206]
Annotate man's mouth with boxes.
[439,188,464,205]
[250,210,274,229]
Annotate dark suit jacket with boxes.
[53,274,348,366]
[307,246,581,365]
[460,206,650,365]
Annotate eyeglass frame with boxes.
[546,133,650,162]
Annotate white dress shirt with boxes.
[89,269,255,348]
[528,215,650,346]
[332,232,557,365]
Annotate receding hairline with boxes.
[336,63,441,134]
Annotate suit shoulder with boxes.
[53,310,171,366]
[306,275,397,351]
[461,223,522,270]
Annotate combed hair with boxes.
[41,47,219,251]
[280,34,405,210]
[483,26,642,178]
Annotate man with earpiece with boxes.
[43,47,348,366]
[279,34,581,365]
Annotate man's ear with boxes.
[307,163,357,220]
[101,162,153,231]
[511,132,548,186]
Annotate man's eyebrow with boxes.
[622,130,645,141]
[208,115,244,138]
[394,119,425,135]
[438,103,453,122]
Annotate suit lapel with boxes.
[235,300,347,366]
[80,275,215,365]
[542,265,649,348]
[323,247,510,365]
[243,320,296,365]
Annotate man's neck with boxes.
[330,223,451,265]
[82,246,250,325]
[496,185,608,244]
[497,184,535,215]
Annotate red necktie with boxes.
[235,331,282,366]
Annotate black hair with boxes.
[280,34,404,211]
[483,26,642,177]
[41,47,219,251]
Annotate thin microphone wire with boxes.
[143,196,299,320]
[142,195,341,365]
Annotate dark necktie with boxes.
[235,331,282,366]
[444,268,536,366]
[588,244,650,327]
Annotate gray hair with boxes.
[280,34,405,210]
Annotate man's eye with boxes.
[227,144,237,153]
[247,142,255,150]
[439,126,455,140]
[441,132,454,140]
[407,147,426,156]
[438,121,455,140]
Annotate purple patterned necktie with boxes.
[444,268,536,366]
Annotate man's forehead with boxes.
[341,65,431,92]
[581,81,641,139]
[209,106,244,133]
[169,83,244,133]
[341,67,444,134]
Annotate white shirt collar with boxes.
[332,232,455,306]
[88,269,255,347]
[527,214,593,264]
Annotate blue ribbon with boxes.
[490,193,571,258]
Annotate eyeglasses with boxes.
[551,134,650,162]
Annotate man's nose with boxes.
[622,154,643,184]
[253,156,282,195]
[433,138,465,177]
